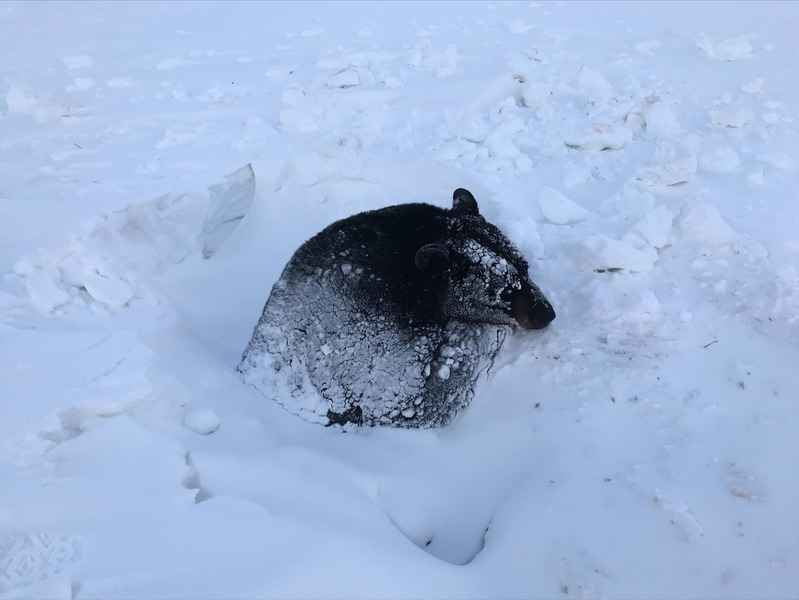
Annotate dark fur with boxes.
[238,189,555,427]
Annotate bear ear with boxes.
[452,188,479,216]
[414,243,450,274]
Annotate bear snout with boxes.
[511,292,556,330]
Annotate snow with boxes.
[61,55,93,70]
[538,186,593,225]
[698,35,754,62]
[679,203,738,246]
[1,1,799,598]
[200,164,256,259]
[183,409,221,435]
[700,144,742,174]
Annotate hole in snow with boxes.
[182,452,213,504]
[381,508,492,565]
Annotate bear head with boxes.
[414,188,556,330]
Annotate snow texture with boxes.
[1,1,798,598]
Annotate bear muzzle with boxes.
[511,292,556,330]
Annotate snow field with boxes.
[1,2,798,598]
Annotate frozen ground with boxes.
[1,1,798,598]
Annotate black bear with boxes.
[238,189,555,427]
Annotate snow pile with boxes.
[5,164,258,316]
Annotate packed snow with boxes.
[1,1,798,598]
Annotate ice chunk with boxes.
[201,164,256,259]
[538,187,593,225]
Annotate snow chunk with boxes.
[0,533,81,595]
[760,153,796,171]
[326,68,360,89]
[409,40,458,78]
[588,279,662,330]
[62,55,93,70]
[156,57,191,71]
[586,236,658,272]
[507,19,533,34]
[638,154,697,188]
[576,67,614,104]
[679,204,737,246]
[644,103,681,138]
[23,267,71,314]
[635,40,661,55]
[741,78,765,94]
[564,123,632,151]
[106,77,134,89]
[201,164,256,259]
[698,35,753,61]
[632,205,674,249]
[183,408,221,435]
[747,169,765,186]
[437,365,451,381]
[59,256,135,309]
[700,146,741,174]
[724,462,766,502]
[710,107,753,128]
[4,84,61,122]
[538,187,593,225]
[506,215,544,259]
[67,77,95,92]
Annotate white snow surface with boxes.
[1,2,798,598]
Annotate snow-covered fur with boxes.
[238,189,555,427]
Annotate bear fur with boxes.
[238,189,555,427]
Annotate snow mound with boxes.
[183,409,221,435]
